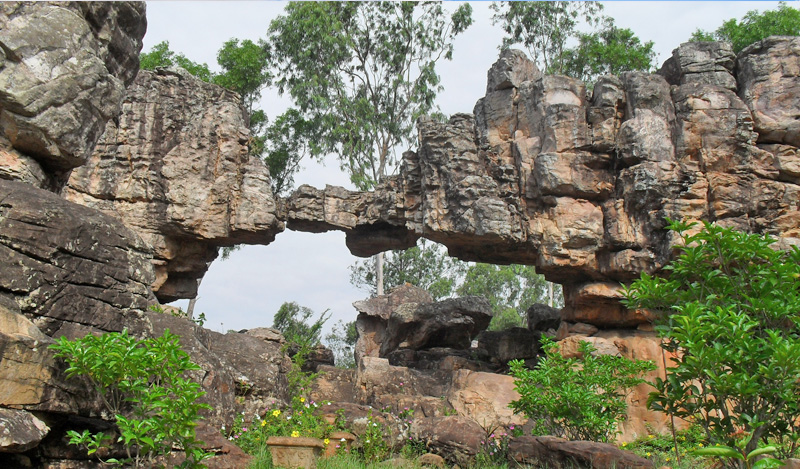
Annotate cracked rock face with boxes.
[287,38,800,326]
[64,69,285,301]
[0,2,146,189]
[0,179,156,337]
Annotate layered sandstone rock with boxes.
[287,38,800,324]
[65,68,285,301]
[0,2,145,190]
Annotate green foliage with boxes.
[560,16,656,84]
[693,438,783,469]
[491,1,603,75]
[139,40,212,82]
[227,395,332,453]
[509,337,655,443]
[622,425,707,467]
[272,301,330,351]
[458,263,559,330]
[50,330,211,467]
[623,219,800,460]
[350,239,464,300]
[324,320,358,369]
[268,1,473,190]
[690,2,800,53]
[361,410,391,463]
[263,108,324,195]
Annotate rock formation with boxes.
[0,2,146,190]
[64,68,284,301]
[287,38,800,325]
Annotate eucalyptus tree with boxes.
[267,1,473,294]
[491,1,603,75]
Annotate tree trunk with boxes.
[548,282,554,308]
[376,252,385,296]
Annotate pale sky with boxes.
[143,1,789,334]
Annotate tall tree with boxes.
[690,1,800,53]
[268,1,473,295]
[491,1,603,75]
[560,16,656,84]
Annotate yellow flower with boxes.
[324,438,330,445]
[272,409,281,417]
[621,442,627,447]
[666,457,671,462]
[299,397,306,403]
[698,443,704,448]
[261,420,267,427]
[648,434,654,439]
[291,431,300,438]
[646,452,651,457]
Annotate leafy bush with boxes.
[50,330,211,467]
[509,337,655,442]
[623,219,800,461]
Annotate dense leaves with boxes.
[623,220,800,461]
[491,1,603,75]
[561,16,656,84]
[272,301,330,350]
[509,337,655,443]
[690,2,800,53]
[350,239,464,301]
[50,330,211,468]
[139,40,212,82]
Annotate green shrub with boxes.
[623,220,800,460]
[509,337,655,442]
[50,329,211,468]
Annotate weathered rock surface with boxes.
[0,179,156,336]
[354,284,432,364]
[65,68,285,301]
[508,435,653,469]
[0,408,49,453]
[380,297,492,356]
[0,2,146,189]
[286,38,800,326]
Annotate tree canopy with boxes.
[491,2,654,83]
[690,1,800,53]
[267,1,473,190]
[139,40,213,82]
[560,17,656,84]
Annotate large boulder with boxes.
[0,2,146,189]
[508,435,653,469]
[353,284,433,363]
[380,297,493,356]
[64,68,285,301]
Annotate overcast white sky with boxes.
[143,1,789,334]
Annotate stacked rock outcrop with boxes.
[287,38,800,324]
[0,4,288,467]
[64,68,285,301]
